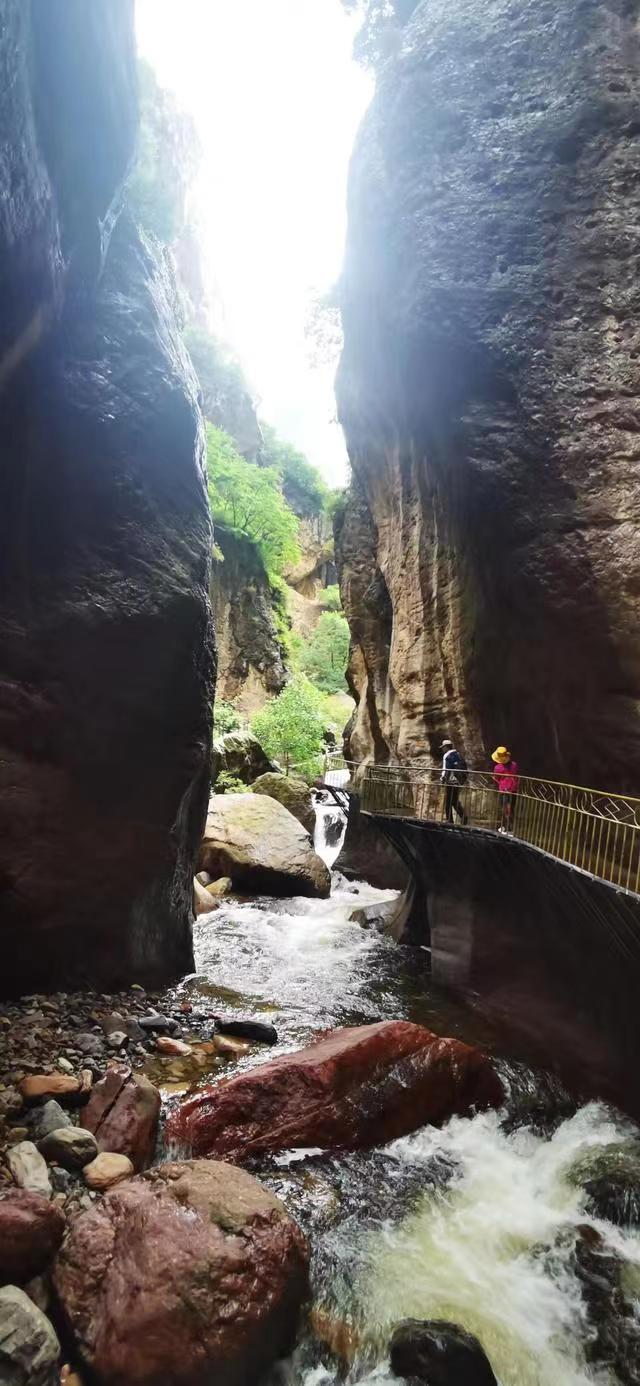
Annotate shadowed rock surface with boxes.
[0,0,215,994]
[337,0,640,790]
[0,1191,65,1286]
[167,1020,503,1159]
[211,528,287,713]
[53,1159,310,1386]
[390,1319,498,1385]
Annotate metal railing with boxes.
[322,756,640,896]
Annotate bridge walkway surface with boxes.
[324,758,640,900]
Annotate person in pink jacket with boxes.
[492,746,520,833]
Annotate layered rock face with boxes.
[337,0,640,790]
[0,0,215,992]
[211,528,286,712]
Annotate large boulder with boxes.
[53,1159,310,1386]
[212,730,277,786]
[0,0,215,994]
[0,1191,65,1286]
[250,772,315,835]
[80,1067,160,1171]
[200,793,330,898]
[167,1020,503,1159]
[390,1320,498,1385]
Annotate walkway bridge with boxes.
[324,756,640,899]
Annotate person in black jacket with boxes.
[440,738,468,824]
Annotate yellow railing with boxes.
[322,757,640,897]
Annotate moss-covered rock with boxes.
[250,773,315,836]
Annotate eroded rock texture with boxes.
[337,0,640,789]
[211,529,286,713]
[0,0,215,993]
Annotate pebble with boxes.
[83,1152,134,1191]
[154,1037,193,1057]
[75,1033,104,1056]
[107,1032,129,1050]
[6,1141,52,1198]
[19,1075,80,1105]
[56,1058,74,1074]
[29,1101,72,1141]
[38,1128,98,1172]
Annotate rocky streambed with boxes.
[2,855,640,1386]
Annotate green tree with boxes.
[207,425,300,578]
[300,612,350,694]
[259,424,328,521]
[212,700,241,736]
[321,585,342,612]
[251,677,327,777]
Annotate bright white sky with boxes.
[135,0,372,485]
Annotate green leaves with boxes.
[260,424,329,521]
[299,612,350,693]
[251,676,327,778]
[206,425,300,579]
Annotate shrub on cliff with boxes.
[299,612,350,694]
[207,425,300,579]
[260,424,328,522]
[212,700,241,737]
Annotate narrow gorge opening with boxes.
[1,4,640,1386]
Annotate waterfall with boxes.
[313,793,348,870]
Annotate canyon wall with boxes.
[337,0,640,791]
[212,529,287,714]
[0,0,215,992]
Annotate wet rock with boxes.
[585,1173,640,1227]
[206,876,233,897]
[19,1075,81,1105]
[194,876,218,917]
[212,1034,251,1058]
[212,729,278,788]
[54,1159,310,1386]
[80,1068,160,1171]
[167,1020,503,1160]
[250,773,315,836]
[154,1037,193,1057]
[349,901,398,934]
[0,1285,60,1385]
[0,1191,65,1286]
[214,1018,278,1046]
[200,793,331,899]
[7,1143,52,1198]
[83,1152,134,1191]
[38,1129,98,1172]
[390,1320,497,1385]
[138,1014,180,1036]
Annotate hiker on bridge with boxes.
[492,746,520,833]
[440,739,468,825]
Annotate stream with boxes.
[173,801,640,1386]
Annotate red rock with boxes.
[80,1068,160,1172]
[19,1074,81,1104]
[54,1159,309,1386]
[154,1037,192,1057]
[0,1190,65,1285]
[167,1021,504,1160]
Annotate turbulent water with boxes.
[182,803,640,1386]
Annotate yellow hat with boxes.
[492,746,510,763]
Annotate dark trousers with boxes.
[498,793,515,829]
[445,785,467,824]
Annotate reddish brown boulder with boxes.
[166,1021,503,1159]
[53,1159,309,1386]
[0,1190,65,1285]
[80,1068,160,1172]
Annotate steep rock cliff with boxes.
[0,0,215,992]
[212,529,286,713]
[337,0,640,790]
